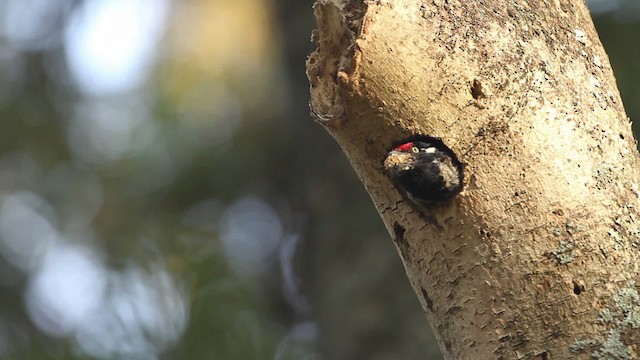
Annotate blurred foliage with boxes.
[593,16,640,134]
[0,1,638,360]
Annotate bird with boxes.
[383,136,463,207]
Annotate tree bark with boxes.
[306,0,640,359]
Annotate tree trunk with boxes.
[306,0,640,359]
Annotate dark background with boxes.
[0,1,638,359]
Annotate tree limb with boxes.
[307,0,640,358]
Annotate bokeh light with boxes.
[64,0,169,96]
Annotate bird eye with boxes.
[411,147,419,153]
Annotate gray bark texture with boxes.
[306,0,640,359]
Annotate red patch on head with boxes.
[394,142,414,152]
